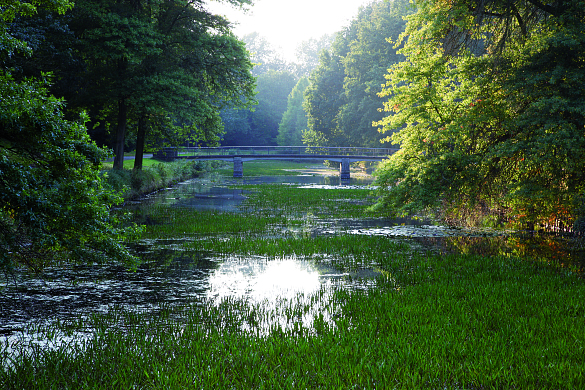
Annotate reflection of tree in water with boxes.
[411,236,585,273]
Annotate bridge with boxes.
[154,146,398,181]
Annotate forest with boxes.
[1,0,584,270]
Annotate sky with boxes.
[207,0,376,62]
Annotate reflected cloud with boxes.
[207,256,322,302]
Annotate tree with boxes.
[1,0,139,272]
[338,0,408,147]
[374,0,585,231]
[303,0,410,148]
[303,48,347,147]
[277,77,310,146]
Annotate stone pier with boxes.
[233,157,243,177]
[340,158,350,184]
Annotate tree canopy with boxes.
[8,0,256,169]
[0,0,140,272]
[374,0,585,232]
[303,0,410,148]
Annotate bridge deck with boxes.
[154,146,397,161]
[182,154,388,162]
[153,146,397,181]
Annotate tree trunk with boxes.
[113,98,127,170]
[134,115,147,170]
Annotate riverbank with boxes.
[102,158,224,201]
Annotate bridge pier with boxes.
[233,157,243,177]
[340,158,350,184]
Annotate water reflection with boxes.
[206,255,376,303]
[0,249,381,340]
[207,256,322,301]
[3,171,584,353]
[129,173,374,212]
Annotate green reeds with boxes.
[2,251,584,388]
[138,184,377,241]
[218,160,333,177]
[3,165,585,389]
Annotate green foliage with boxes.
[222,70,297,145]
[277,77,310,145]
[303,0,410,147]
[375,0,585,230]
[0,74,140,271]
[0,0,141,272]
[8,0,257,168]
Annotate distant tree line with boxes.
[220,33,332,146]
[225,0,411,148]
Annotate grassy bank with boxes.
[102,158,224,200]
[2,166,584,389]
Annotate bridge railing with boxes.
[173,146,397,157]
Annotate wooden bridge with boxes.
[154,146,398,181]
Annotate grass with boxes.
[2,160,585,389]
[101,156,162,170]
[2,249,584,388]
[137,184,377,240]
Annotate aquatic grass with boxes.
[3,164,585,388]
[138,207,288,238]
[192,235,411,271]
[2,252,585,388]
[240,184,377,218]
[137,185,378,240]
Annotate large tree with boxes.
[1,0,139,272]
[374,0,585,231]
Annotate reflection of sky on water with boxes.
[207,256,325,302]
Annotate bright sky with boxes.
[207,0,375,61]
